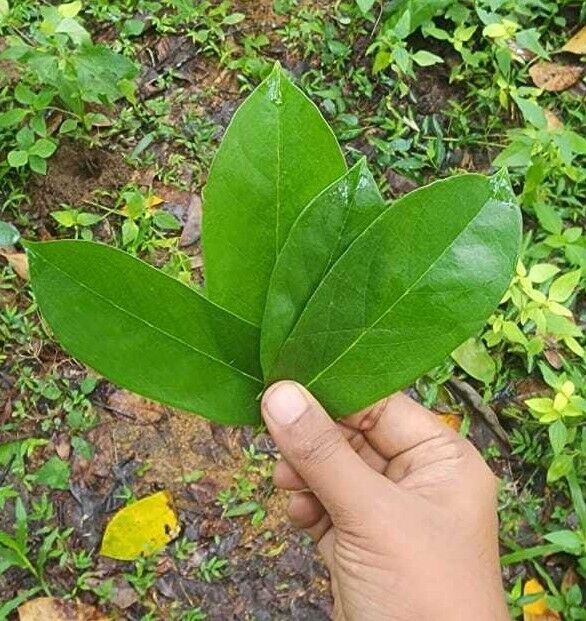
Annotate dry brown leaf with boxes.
[543,348,563,368]
[561,566,579,592]
[522,578,561,621]
[436,413,462,432]
[179,194,202,247]
[544,110,563,130]
[18,597,108,621]
[563,25,586,54]
[529,61,584,91]
[0,250,29,279]
[107,389,167,424]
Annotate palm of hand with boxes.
[266,389,507,621]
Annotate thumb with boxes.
[262,381,386,518]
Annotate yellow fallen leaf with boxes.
[147,194,165,209]
[18,597,107,621]
[523,578,560,620]
[436,413,462,432]
[563,25,586,54]
[100,491,179,561]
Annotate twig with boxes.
[447,378,509,447]
[90,398,137,421]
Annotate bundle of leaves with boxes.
[26,63,522,426]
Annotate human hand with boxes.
[261,381,509,621]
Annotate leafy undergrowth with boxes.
[0,0,585,619]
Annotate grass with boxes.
[0,0,585,618]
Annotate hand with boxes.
[261,381,509,621]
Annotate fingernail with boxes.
[265,382,307,425]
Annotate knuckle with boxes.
[294,426,345,469]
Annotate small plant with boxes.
[26,63,521,425]
[0,496,67,595]
[198,555,228,582]
[0,1,137,175]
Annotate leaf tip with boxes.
[266,61,284,104]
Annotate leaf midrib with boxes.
[31,249,263,385]
[306,192,491,388]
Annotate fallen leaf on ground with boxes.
[179,194,202,247]
[107,389,166,424]
[544,110,563,130]
[18,597,107,621]
[529,61,583,91]
[563,25,586,54]
[561,566,579,592]
[100,490,180,560]
[0,250,29,279]
[436,413,462,432]
[522,578,561,620]
[147,194,164,209]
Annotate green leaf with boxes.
[26,240,263,425]
[263,170,521,416]
[57,1,82,17]
[549,269,581,303]
[121,219,139,245]
[52,210,77,228]
[373,50,392,74]
[222,12,245,25]
[0,108,28,128]
[411,50,444,67]
[547,454,573,483]
[543,529,582,553]
[56,16,91,45]
[534,202,562,235]
[76,212,102,227]
[515,28,548,58]
[0,0,9,17]
[202,63,347,325]
[451,337,496,384]
[529,263,560,283]
[33,456,70,490]
[152,210,181,230]
[28,155,47,175]
[7,150,28,167]
[356,0,375,13]
[548,419,567,455]
[121,18,145,37]
[384,0,453,38]
[59,118,78,134]
[224,501,262,518]
[261,160,386,375]
[29,138,57,159]
[14,84,36,105]
[493,140,533,168]
[512,95,547,130]
[0,221,20,247]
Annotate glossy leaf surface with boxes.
[202,64,347,326]
[26,240,263,425]
[263,171,521,417]
[261,158,387,375]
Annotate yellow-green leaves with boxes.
[28,64,522,425]
[100,491,180,561]
[202,63,347,326]
[452,338,496,385]
[525,364,586,424]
